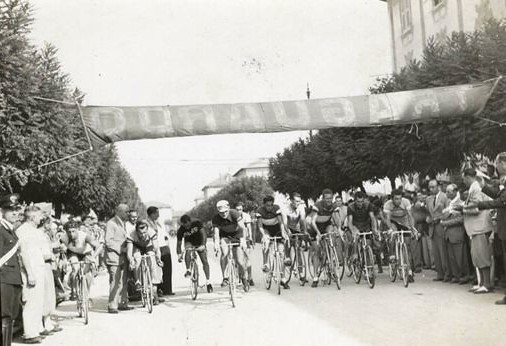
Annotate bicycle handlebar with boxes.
[391,230,413,235]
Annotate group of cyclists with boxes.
[174,187,419,295]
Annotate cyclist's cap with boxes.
[216,200,230,212]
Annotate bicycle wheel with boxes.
[264,254,273,290]
[352,249,362,284]
[388,256,398,282]
[143,265,153,313]
[283,248,293,284]
[76,275,83,317]
[330,246,341,290]
[345,245,354,278]
[275,254,282,295]
[364,245,376,289]
[229,260,236,308]
[323,246,332,286]
[400,243,410,288]
[296,247,307,286]
[81,277,89,325]
[190,262,198,300]
[307,247,316,281]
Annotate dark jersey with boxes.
[212,209,243,240]
[348,201,374,232]
[311,201,338,224]
[256,205,282,225]
[177,220,206,247]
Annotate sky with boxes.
[28,0,392,211]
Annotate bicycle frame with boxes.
[75,260,92,325]
[265,236,284,295]
[139,254,155,313]
[289,233,308,286]
[390,229,412,287]
[224,242,241,307]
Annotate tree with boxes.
[270,19,506,196]
[0,0,144,219]
[189,176,274,222]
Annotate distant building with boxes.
[201,173,232,200]
[384,0,506,72]
[232,158,270,179]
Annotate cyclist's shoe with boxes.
[221,278,229,287]
[207,283,213,293]
[248,278,255,286]
[389,255,396,264]
[284,258,292,266]
[408,274,415,283]
[184,270,192,279]
[311,280,318,288]
[377,265,383,274]
[262,264,270,273]
[241,277,249,292]
[281,281,290,289]
[153,298,159,306]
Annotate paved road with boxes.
[25,240,506,346]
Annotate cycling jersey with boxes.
[286,205,304,233]
[212,209,243,241]
[256,204,282,237]
[311,201,338,233]
[126,228,157,254]
[348,201,374,233]
[67,230,93,257]
[383,198,412,229]
[177,220,206,247]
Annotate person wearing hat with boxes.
[0,194,23,346]
[211,200,248,288]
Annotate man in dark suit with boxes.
[426,180,451,281]
[471,153,506,304]
[0,194,23,346]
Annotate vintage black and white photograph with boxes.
[1,0,506,345]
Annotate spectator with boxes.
[105,204,132,313]
[412,191,432,270]
[463,169,494,294]
[441,184,469,284]
[426,179,451,282]
[0,194,23,346]
[125,210,138,234]
[39,218,62,335]
[17,206,46,343]
[147,206,174,296]
[404,175,418,194]
[472,152,506,303]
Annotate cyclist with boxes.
[235,202,255,286]
[63,221,100,301]
[308,188,343,288]
[257,195,290,289]
[176,214,213,293]
[383,189,418,283]
[126,219,164,305]
[212,200,248,289]
[347,191,382,273]
[283,193,308,281]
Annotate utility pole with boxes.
[307,82,312,140]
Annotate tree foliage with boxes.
[270,19,506,198]
[0,0,143,219]
[189,176,274,222]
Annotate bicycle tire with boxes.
[284,247,293,284]
[345,245,354,278]
[264,254,273,290]
[307,247,316,281]
[275,253,281,295]
[76,275,83,317]
[190,262,198,300]
[297,247,307,286]
[364,245,375,289]
[144,265,153,313]
[389,259,397,282]
[323,246,332,286]
[229,260,236,308]
[82,276,89,325]
[330,246,341,290]
[400,242,410,288]
[352,249,362,284]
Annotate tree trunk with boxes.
[54,201,62,219]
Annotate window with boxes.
[399,0,413,34]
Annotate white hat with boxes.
[216,200,230,212]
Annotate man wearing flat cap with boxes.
[0,194,23,346]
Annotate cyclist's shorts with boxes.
[264,224,282,238]
[184,243,206,252]
[316,221,332,233]
[220,236,241,246]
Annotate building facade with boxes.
[386,0,506,72]
[232,158,270,179]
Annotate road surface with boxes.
[23,240,506,346]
